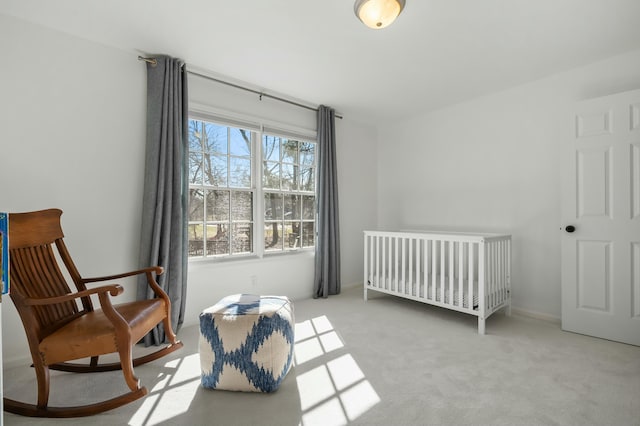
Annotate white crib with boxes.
[364,230,512,334]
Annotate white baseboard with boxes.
[341,281,362,290]
[511,306,561,325]
[3,354,31,370]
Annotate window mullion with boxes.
[255,129,264,258]
[201,125,208,255]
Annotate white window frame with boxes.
[188,103,317,261]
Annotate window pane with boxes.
[264,222,283,251]
[207,224,229,255]
[302,222,315,247]
[207,190,229,221]
[284,194,300,220]
[282,139,298,164]
[232,223,252,254]
[189,189,204,221]
[232,191,252,221]
[229,128,251,157]
[188,224,203,257]
[263,136,280,161]
[229,157,251,188]
[204,122,227,154]
[204,154,227,187]
[285,222,301,249]
[300,167,314,191]
[302,195,315,220]
[189,120,204,152]
[264,193,282,220]
[281,164,297,191]
[189,152,203,184]
[300,142,315,166]
[263,161,280,189]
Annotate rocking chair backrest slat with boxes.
[12,246,78,317]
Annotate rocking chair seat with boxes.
[40,299,167,366]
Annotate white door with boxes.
[561,89,640,346]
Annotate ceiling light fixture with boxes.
[354,0,406,29]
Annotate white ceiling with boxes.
[3,0,640,124]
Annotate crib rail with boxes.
[364,230,511,334]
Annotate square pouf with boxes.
[199,294,295,393]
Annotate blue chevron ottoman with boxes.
[199,294,295,392]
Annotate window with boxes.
[263,135,316,252]
[188,116,316,259]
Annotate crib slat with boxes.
[392,237,397,292]
[497,241,501,305]
[458,241,464,308]
[479,241,486,317]
[485,242,495,309]
[431,240,437,300]
[415,238,419,296]
[369,235,374,288]
[448,241,454,306]
[496,242,500,307]
[380,237,384,289]
[469,243,475,310]
[496,241,500,306]
[364,234,369,300]
[500,242,504,302]
[439,240,445,303]
[376,236,382,289]
[496,242,500,305]
[392,236,397,292]
[423,239,428,300]
[403,238,413,293]
[418,239,422,297]
[491,241,496,306]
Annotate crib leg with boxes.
[478,317,486,335]
[364,286,368,302]
[505,303,512,316]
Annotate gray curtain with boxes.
[137,55,188,345]
[314,105,341,298]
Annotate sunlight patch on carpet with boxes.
[294,316,344,365]
[296,316,380,425]
[129,353,202,426]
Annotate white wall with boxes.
[0,14,147,364]
[0,14,377,365]
[377,48,640,319]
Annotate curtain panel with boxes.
[314,105,341,298]
[137,55,189,345]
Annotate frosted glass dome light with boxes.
[354,0,406,29]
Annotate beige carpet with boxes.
[3,285,640,425]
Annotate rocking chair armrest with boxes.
[84,266,169,300]
[22,284,124,306]
[81,266,164,284]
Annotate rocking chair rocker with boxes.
[3,209,183,417]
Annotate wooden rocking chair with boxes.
[3,209,184,417]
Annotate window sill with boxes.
[188,247,314,265]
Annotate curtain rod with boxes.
[138,56,343,119]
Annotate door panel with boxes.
[576,147,612,218]
[562,89,640,346]
[632,143,640,219]
[633,242,640,318]
[576,240,611,312]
